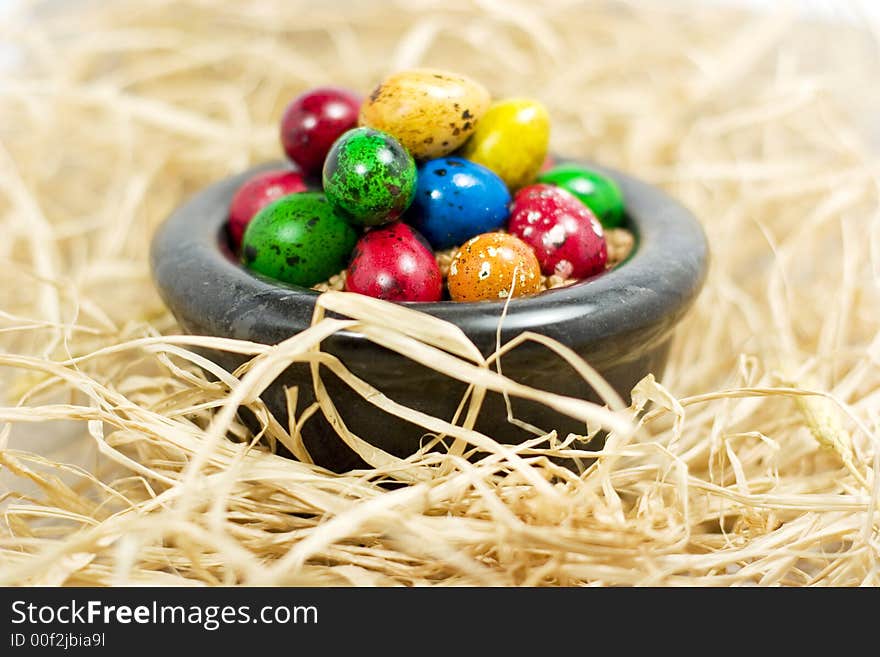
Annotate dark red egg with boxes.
[345,222,443,302]
[508,183,607,279]
[539,155,556,173]
[280,87,362,177]
[228,169,307,246]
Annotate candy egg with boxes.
[508,183,607,279]
[447,232,541,302]
[537,164,625,228]
[228,169,308,247]
[408,156,510,250]
[359,68,490,160]
[460,98,550,191]
[539,155,556,173]
[280,87,361,177]
[345,222,442,302]
[241,192,357,287]
[323,127,417,227]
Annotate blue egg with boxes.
[407,157,511,250]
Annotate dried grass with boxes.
[0,0,878,586]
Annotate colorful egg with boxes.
[537,164,625,228]
[241,192,357,287]
[508,184,607,279]
[359,68,490,160]
[460,98,550,191]
[323,127,417,227]
[407,157,510,250]
[447,232,541,302]
[539,155,556,173]
[345,222,442,302]
[228,169,307,247]
[280,87,361,177]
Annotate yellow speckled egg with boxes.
[447,232,542,302]
[359,69,490,160]
[460,98,550,191]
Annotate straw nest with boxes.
[0,0,878,586]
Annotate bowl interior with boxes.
[218,203,641,304]
[150,157,708,362]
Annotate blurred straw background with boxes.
[0,0,878,586]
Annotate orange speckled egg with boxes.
[447,232,542,302]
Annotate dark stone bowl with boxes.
[150,159,708,472]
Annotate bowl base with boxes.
[204,337,670,473]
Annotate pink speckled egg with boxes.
[508,183,607,279]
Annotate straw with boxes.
[0,0,878,586]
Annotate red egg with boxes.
[280,87,362,177]
[539,155,556,173]
[345,222,443,302]
[508,183,607,279]
[228,169,307,246]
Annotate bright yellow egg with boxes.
[460,98,550,191]
[359,69,490,160]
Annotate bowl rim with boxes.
[150,157,709,354]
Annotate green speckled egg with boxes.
[537,164,625,228]
[322,127,417,227]
[241,192,357,287]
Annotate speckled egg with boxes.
[407,156,510,250]
[359,69,490,160]
[280,87,361,177]
[537,164,625,228]
[447,232,542,302]
[460,98,550,191]
[345,222,442,302]
[241,192,357,287]
[539,155,556,173]
[323,127,417,227]
[508,184,607,280]
[227,169,307,247]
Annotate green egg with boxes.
[241,192,357,287]
[322,127,417,227]
[537,164,625,228]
